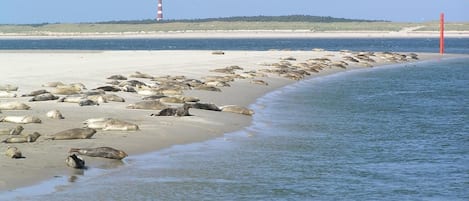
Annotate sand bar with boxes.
[0,30,469,39]
[0,49,461,193]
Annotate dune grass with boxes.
[0,21,467,34]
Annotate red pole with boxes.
[440,13,445,54]
[157,0,163,21]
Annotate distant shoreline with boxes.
[1,30,469,39]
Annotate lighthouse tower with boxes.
[157,0,163,21]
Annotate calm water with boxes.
[0,38,469,53]
[3,57,468,200]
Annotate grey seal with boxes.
[2,132,41,143]
[66,154,86,169]
[151,104,191,117]
[126,100,167,110]
[69,147,128,160]
[48,128,96,140]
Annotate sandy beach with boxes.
[0,49,454,192]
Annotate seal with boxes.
[0,115,42,124]
[78,99,99,106]
[0,102,31,110]
[69,147,128,160]
[46,110,65,119]
[94,86,121,92]
[151,104,191,117]
[193,85,222,92]
[83,117,112,129]
[0,91,17,98]
[107,75,128,80]
[102,119,139,131]
[250,80,269,86]
[0,125,24,135]
[29,93,59,102]
[220,105,254,116]
[66,154,86,169]
[21,89,49,97]
[0,84,19,91]
[189,102,221,111]
[5,146,23,159]
[48,128,96,140]
[126,100,168,110]
[2,132,41,143]
[83,118,139,131]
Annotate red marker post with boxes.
[440,13,445,54]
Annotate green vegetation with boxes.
[0,15,467,34]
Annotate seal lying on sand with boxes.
[83,118,139,131]
[69,147,128,160]
[0,84,19,91]
[0,91,17,98]
[0,125,24,135]
[2,132,41,143]
[151,104,191,117]
[0,102,31,110]
[189,103,221,111]
[48,128,96,140]
[21,89,49,97]
[5,146,23,159]
[220,105,255,116]
[126,100,168,110]
[46,110,65,119]
[0,116,42,124]
[66,154,86,169]
[29,93,59,102]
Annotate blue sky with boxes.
[0,0,467,24]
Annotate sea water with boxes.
[3,56,468,200]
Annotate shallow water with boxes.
[4,57,468,200]
[1,38,469,53]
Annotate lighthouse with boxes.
[157,0,163,21]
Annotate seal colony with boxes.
[0,50,424,191]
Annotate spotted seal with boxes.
[69,147,128,160]
[48,128,96,140]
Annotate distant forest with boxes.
[97,15,385,24]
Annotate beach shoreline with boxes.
[0,49,463,194]
[1,30,469,39]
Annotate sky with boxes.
[0,0,467,24]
